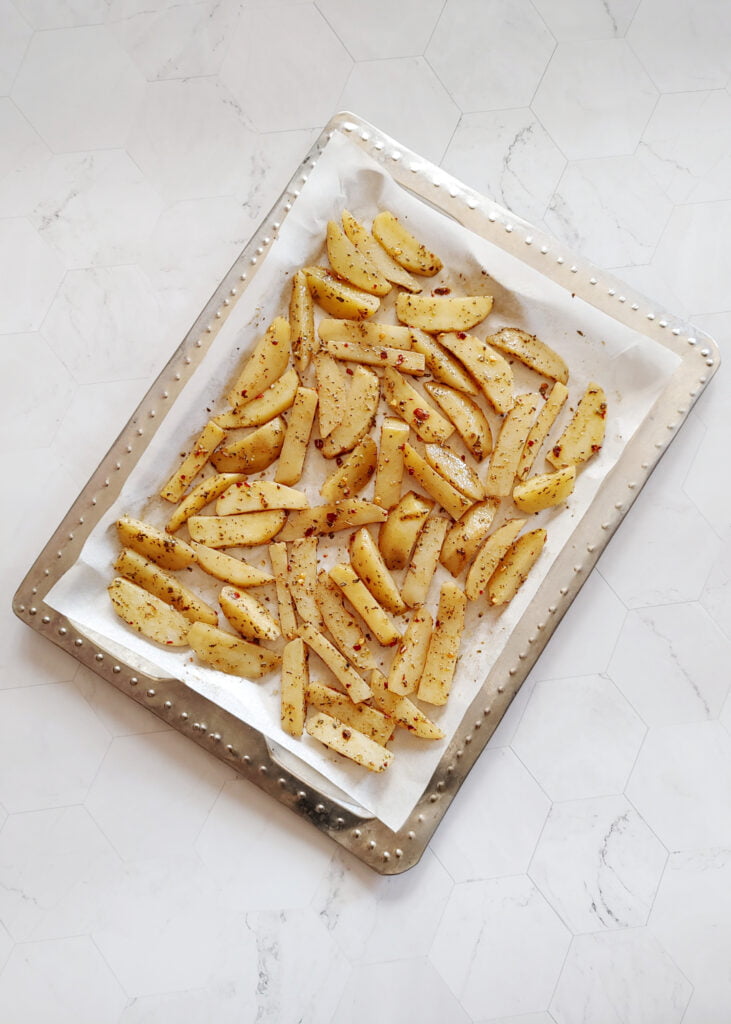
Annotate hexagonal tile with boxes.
[316,0,444,60]
[550,930,692,1024]
[533,40,657,160]
[684,432,731,535]
[0,219,64,334]
[0,0,32,96]
[232,126,319,221]
[312,847,453,963]
[512,675,645,801]
[532,0,639,39]
[654,201,731,315]
[430,876,571,1020]
[628,0,731,93]
[0,936,128,1023]
[476,1016,554,1024]
[607,262,691,321]
[701,527,731,642]
[0,617,79,697]
[12,0,107,29]
[441,109,565,223]
[0,332,75,451]
[626,721,731,850]
[528,796,666,933]
[85,731,234,860]
[690,312,731,436]
[338,57,459,164]
[430,748,550,882]
[334,958,471,1024]
[609,604,731,725]
[0,921,10,974]
[73,664,170,738]
[12,26,145,152]
[127,77,257,202]
[426,0,555,113]
[0,682,110,812]
[219,4,352,132]
[0,98,50,218]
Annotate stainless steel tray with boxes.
[13,112,720,874]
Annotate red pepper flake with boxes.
[433,286,451,295]
[304,526,315,537]
[353,643,362,651]
[591,444,602,453]
[413,408,430,423]
[232,591,241,599]
[396,353,405,365]
[325,511,338,526]
[552,445,562,457]
[346,367,354,375]
[598,403,607,418]
[379,350,388,359]
[314,439,324,449]
[457,331,467,339]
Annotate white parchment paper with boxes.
[47,131,680,830]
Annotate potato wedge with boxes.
[328,563,401,647]
[484,393,541,497]
[440,499,500,577]
[269,541,298,641]
[305,710,393,773]
[213,368,298,429]
[401,443,473,520]
[464,518,526,600]
[187,510,286,548]
[287,536,321,628]
[192,542,273,588]
[108,577,190,646]
[313,351,346,440]
[320,436,377,502]
[304,265,380,320]
[306,680,393,745]
[369,669,444,740]
[438,332,513,414]
[160,420,226,503]
[116,515,196,571]
[278,499,387,542]
[546,382,607,468]
[227,317,290,408]
[341,209,421,292]
[397,293,492,333]
[373,417,410,510]
[321,365,379,459]
[424,381,492,462]
[166,473,244,533]
[215,479,308,515]
[411,330,478,395]
[372,211,442,276]
[378,490,433,570]
[417,583,467,706]
[289,269,317,373]
[488,528,547,606]
[400,515,450,608]
[387,606,433,696]
[349,527,406,616]
[513,465,576,514]
[188,621,280,678]
[220,585,280,642]
[275,386,318,486]
[281,637,307,738]
[298,622,372,703]
[326,219,390,296]
[424,442,485,502]
[488,326,569,384]
[382,366,454,443]
[323,338,425,376]
[114,548,217,625]
[318,318,412,350]
[316,571,376,672]
[517,380,569,480]
[209,416,286,474]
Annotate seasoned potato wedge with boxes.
[289,269,316,373]
[281,637,307,738]
[306,680,393,745]
[192,542,273,588]
[488,528,547,606]
[374,417,410,510]
[326,219,390,296]
[321,365,379,459]
[378,490,433,570]
[341,209,420,292]
[269,542,297,641]
[484,393,541,497]
[305,710,393,772]
[513,465,576,514]
[424,443,485,502]
[349,527,406,616]
[227,317,290,408]
[397,293,492,333]
[313,351,346,439]
[298,622,372,703]
[440,499,500,577]
[387,606,433,695]
[411,329,478,395]
[517,381,569,480]
[215,479,308,515]
[401,443,473,520]
[220,585,280,642]
[546,382,607,468]
[275,386,318,486]
[160,420,226,503]
[117,515,196,571]
[108,577,190,646]
[320,436,377,502]
[287,536,321,628]
[278,499,387,542]
[114,548,217,625]
[401,515,450,608]
[424,381,492,461]
[323,338,425,376]
[316,571,375,672]
[369,669,444,740]
[438,332,514,414]
[372,211,442,276]
[187,510,286,548]
[209,416,286,474]
[318,318,412,350]
[488,326,569,384]
[464,518,526,600]
[188,621,280,678]
[166,473,244,533]
[213,368,298,429]
[417,582,467,706]
[382,366,454,443]
[304,265,380,320]
[328,563,401,647]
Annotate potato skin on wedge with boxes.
[487,528,547,606]
[513,465,576,514]
[108,577,190,646]
[188,622,280,678]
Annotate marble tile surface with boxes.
[2,0,730,1020]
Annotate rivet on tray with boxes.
[95,652,104,662]
[473,719,481,730]
[242,754,250,764]
[647,313,655,320]
[557,256,564,264]
[335,817,345,826]
[148,410,156,419]
[655,441,664,449]
[41,615,50,624]
[688,337,697,345]
[608,288,616,296]
[528,635,535,644]
[699,375,707,384]
[342,122,354,133]
[505,224,513,233]
[465,733,473,744]
[360,131,370,141]
[29,606,37,616]
[74,637,82,646]
[601,521,610,529]
[352,828,361,838]
[587,543,596,552]
[436,780,445,791]
[631,303,639,310]
[548,606,556,614]
[659,320,668,328]
[226,744,235,754]
[570,265,578,273]
[315,802,325,813]
[278,777,286,787]
[484,706,491,716]
[429,794,438,803]
[259,765,268,775]
[272,222,280,232]
[525,236,533,245]
[449,187,459,198]
[229,288,237,296]
[223,299,230,308]
[103,478,110,487]
[125,444,132,453]
[407,830,415,840]
[210,732,221,742]
[455,748,463,759]
[589,277,597,285]
[44,568,50,576]
[161,390,169,399]
[395,848,403,858]
[574,564,583,573]
[199,335,206,343]
[706,358,714,367]
[373,140,384,151]
[540,245,548,254]
[164,700,172,709]
[130,676,138,686]
[614,501,624,510]
[672,327,680,335]
[560,587,568,595]
[297,790,306,800]
[467,197,478,209]
[488,212,497,222]
[250,257,258,265]
[255,246,264,256]
[58,626,67,635]
[417,814,424,823]
[667,423,677,431]
[390,151,402,162]
[368,840,376,850]
[262,236,271,246]
[700,347,710,356]
[112,665,121,674]
[147,688,155,697]
[509,667,516,675]
[215,311,222,319]
[240,270,248,279]
[518,652,526,660]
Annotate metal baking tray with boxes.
[13,112,720,874]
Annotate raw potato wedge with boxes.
[424,381,492,462]
[517,380,569,480]
[321,365,380,459]
[303,265,381,320]
[323,338,425,376]
[465,518,526,600]
[113,548,217,625]
[326,219,391,296]
[513,465,576,514]
[397,293,492,333]
[488,326,569,385]
[349,527,406,616]
[108,577,190,646]
[320,436,377,502]
[374,417,410,510]
[287,536,321,628]
[281,637,307,738]
[314,351,346,439]
[318,318,412,350]
[484,393,541,497]
[316,571,376,672]
[188,621,280,679]
[192,542,273,588]
[487,528,547,606]
[275,386,318,486]
[382,366,454,443]
[546,382,607,468]
[166,473,244,533]
[209,416,286,474]
[440,499,500,577]
[160,420,226,503]
[341,209,421,292]
[400,515,450,608]
[289,269,317,373]
[424,443,485,502]
[378,490,433,570]
[401,443,473,520]
[298,622,372,703]
[306,681,393,745]
[227,317,291,408]
[187,510,286,548]
[411,330,478,395]
[372,211,442,276]
[215,479,308,515]
[438,332,514,414]
[269,542,298,641]
[369,669,444,740]
[278,499,387,542]
[387,607,433,695]
[213,369,298,429]
[305,710,393,773]
[220,585,280,642]
[417,583,467,706]
[328,564,401,647]
[117,516,196,571]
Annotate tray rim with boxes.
[12,110,721,875]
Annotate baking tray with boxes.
[13,112,720,874]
